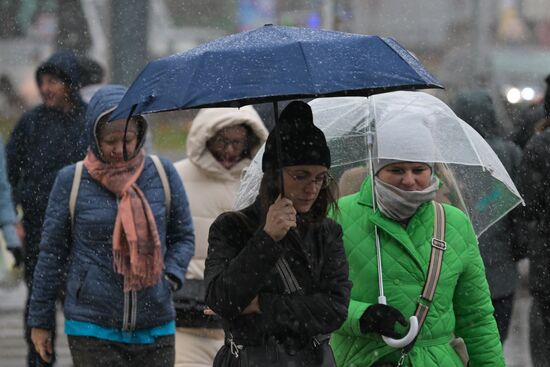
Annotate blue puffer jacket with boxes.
[28,85,195,331]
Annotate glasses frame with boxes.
[208,135,248,151]
[284,169,334,189]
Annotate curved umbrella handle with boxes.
[378,296,419,349]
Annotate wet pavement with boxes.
[0,261,534,366]
[0,284,72,367]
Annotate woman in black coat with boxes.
[204,101,351,367]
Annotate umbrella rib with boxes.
[380,37,436,83]
[476,198,523,237]
[455,120,485,168]
[297,42,317,95]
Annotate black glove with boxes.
[7,247,23,268]
[360,304,408,338]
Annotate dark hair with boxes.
[241,123,259,159]
[258,168,339,223]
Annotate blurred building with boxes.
[0,0,549,115]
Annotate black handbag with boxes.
[213,253,337,366]
[173,279,222,328]
[213,334,335,367]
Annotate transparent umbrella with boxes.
[235,91,523,237]
[234,91,524,348]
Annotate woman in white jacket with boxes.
[173,106,268,367]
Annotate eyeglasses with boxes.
[284,170,333,188]
[209,136,247,150]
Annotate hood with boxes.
[86,84,148,161]
[451,89,498,139]
[186,106,268,177]
[76,55,105,87]
[36,49,81,91]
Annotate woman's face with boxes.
[283,165,329,213]
[207,125,248,169]
[39,74,72,112]
[377,162,432,191]
[98,118,139,164]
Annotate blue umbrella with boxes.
[111,24,442,120]
[111,25,442,348]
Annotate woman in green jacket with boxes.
[331,121,505,366]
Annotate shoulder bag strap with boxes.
[275,231,304,294]
[276,257,302,294]
[69,161,84,228]
[404,201,446,352]
[150,155,171,215]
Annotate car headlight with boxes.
[504,86,538,104]
[521,87,535,101]
[506,87,521,104]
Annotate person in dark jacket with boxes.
[517,77,550,364]
[204,101,351,367]
[5,48,89,367]
[452,89,524,342]
[27,85,195,366]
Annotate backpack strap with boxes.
[69,161,84,228]
[404,201,446,352]
[150,155,171,215]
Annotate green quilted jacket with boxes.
[331,177,505,367]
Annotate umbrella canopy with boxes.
[235,91,523,237]
[111,24,442,120]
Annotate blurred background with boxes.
[0,0,549,156]
[0,1,546,366]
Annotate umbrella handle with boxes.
[378,296,419,349]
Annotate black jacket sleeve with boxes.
[204,213,285,320]
[258,223,351,337]
[6,112,31,203]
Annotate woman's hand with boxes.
[16,222,25,245]
[241,296,261,314]
[31,328,52,363]
[359,304,408,338]
[263,195,296,241]
[203,307,216,316]
[204,296,261,316]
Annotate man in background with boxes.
[6,49,89,366]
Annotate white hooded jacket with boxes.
[174,106,267,280]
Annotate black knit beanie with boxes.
[262,101,331,171]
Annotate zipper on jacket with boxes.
[123,291,129,331]
[122,290,138,331]
[130,290,137,330]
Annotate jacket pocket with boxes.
[66,266,89,303]
[75,269,88,301]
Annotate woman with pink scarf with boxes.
[27,85,195,366]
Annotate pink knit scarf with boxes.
[83,150,163,291]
